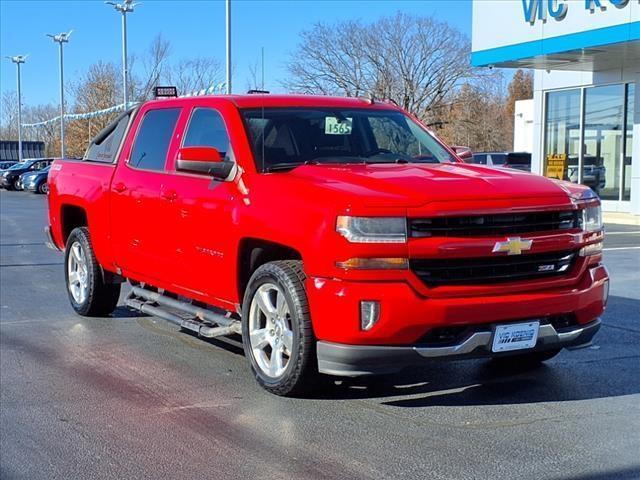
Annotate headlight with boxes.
[336,216,407,243]
[579,205,602,232]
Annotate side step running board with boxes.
[125,286,242,339]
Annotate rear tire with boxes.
[65,227,121,316]
[13,179,20,191]
[241,260,317,396]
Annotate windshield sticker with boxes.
[325,117,353,135]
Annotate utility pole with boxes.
[106,0,138,108]
[226,0,231,94]
[6,55,27,162]
[47,31,72,158]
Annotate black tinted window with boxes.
[130,108,180,171]
[490,154,506,165]
[183,108,231,159]
[85,112,131,163]
[473,154,487,164]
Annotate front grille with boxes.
[409,211,579,238]
[410,250,577,286]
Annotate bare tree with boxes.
[169,57,223,96]
[436,72,511,152]
[23,103,60,156]
[246,56,262,92]
[0,90,18,140]
[285,13,472,119]
[133,34,172,102]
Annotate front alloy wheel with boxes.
[242,260,317,396]
[248,283,295,378]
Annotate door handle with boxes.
[161,189,178,201]
[113,182,127,193]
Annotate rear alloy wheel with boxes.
[38,182,49,194]
[242,260,317,396]
[65,227,121,316]
[13,179,21,191]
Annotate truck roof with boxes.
[144,94,400,110]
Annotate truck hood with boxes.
[286,163,574,208]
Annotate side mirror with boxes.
[176,146,236,180]
[452,146,473,162]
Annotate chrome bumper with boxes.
[317,318,601,377]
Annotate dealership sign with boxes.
[523,0,630,24]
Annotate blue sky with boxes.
[1,0,472,108]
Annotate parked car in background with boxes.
[567,156,606,194]
[0,160,18,171]
[0,159,53,190]
[21,165,51,194]
[473,152,532,172]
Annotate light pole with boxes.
[226,0,231,94]
[106,0,138,108]
[6,55,27,162]
[47,31,72,158]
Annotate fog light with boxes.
[603,279,609,306]
[360,301,380,331]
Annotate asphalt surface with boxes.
[1,189,639,480]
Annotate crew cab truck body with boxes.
[46,94,608,395]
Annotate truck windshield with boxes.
[242,108,455,172]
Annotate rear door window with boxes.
[84,112,132,163]
[129,108,181,171]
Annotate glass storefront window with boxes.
[583,84,625,200]
[544,83,634,203]
[544,89,581,183]
[623,84,634,201]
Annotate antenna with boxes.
[261,46,265,91]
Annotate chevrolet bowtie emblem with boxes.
[492,237,533,255]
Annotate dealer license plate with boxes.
[491,321,540,353]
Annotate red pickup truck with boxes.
[46,94,608,396]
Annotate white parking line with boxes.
[603,246,640,251]
[605,231,640,235]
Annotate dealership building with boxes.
[472,0,640,216]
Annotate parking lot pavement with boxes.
[1,189,639,480]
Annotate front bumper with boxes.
[317,318,601,376]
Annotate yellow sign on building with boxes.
[545,154,567,180]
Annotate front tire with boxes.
[38,182,49,194]
[65,227,121,316]
[241,260,317,396]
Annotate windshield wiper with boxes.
[364,158,410,165]
[264,160,319,172]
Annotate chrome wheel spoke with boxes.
[276,292,288,318]
[282,330,293,353]
[256,288,276,319]
[68,271,79,286]
[250,328,270,349]
[269,346,285,377]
